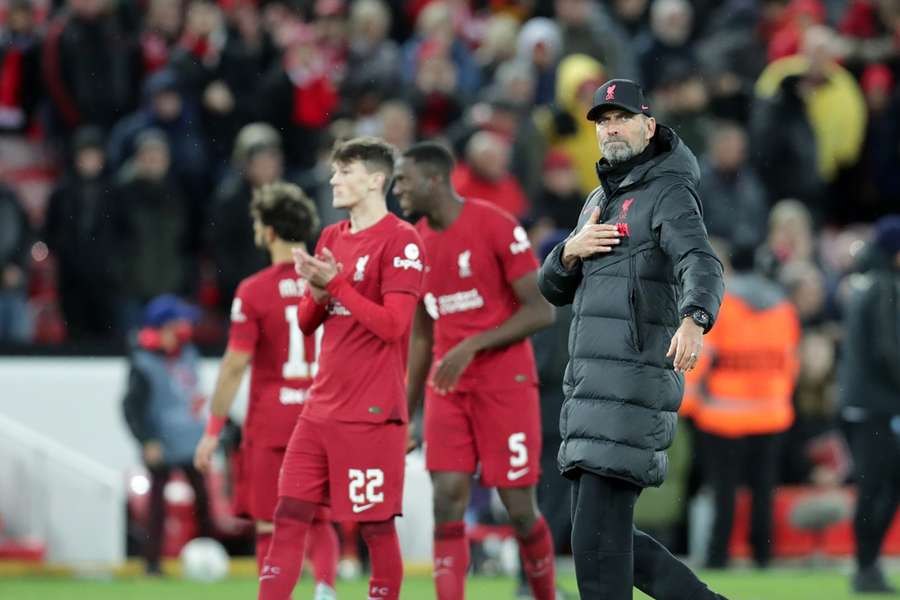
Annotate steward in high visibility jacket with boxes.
[693,275,800,438]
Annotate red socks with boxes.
[517,517,556,600]
[306,519,338,587]
[258,498,317,600]
[433,521,469,600]
[256,532,272,574]
[360,519,403,600]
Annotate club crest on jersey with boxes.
[458,250,472,278]
[354,255,370,281]
[393,243,423,271]
[509,226,531,255]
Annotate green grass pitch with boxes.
[1,570,899,599]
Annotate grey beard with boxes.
[601,140,640,165]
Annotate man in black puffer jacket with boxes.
[538,79,726,599]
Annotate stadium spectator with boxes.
[537,78,726,599]
[695,0,768,124]
[755,25,867,217]
[42,0,140,136]
[401,1,481,98]
[398,142,557,600]
[138,0,183,76]
[528,149,583,246]
[207,123,281,313]
[43,126,120,339]
[555,0,640,81]
[0,0,43,135]
[473,14,520,84]
[406,36,466,139]
[609,0,651,42]
[258,22,339,173]
[748,74,825,208]
[451,130,529,219]
[443,94,543,204]
[0,182,32,342]
[533,53,605,195]
[114,130,192,332]
[839,215,900,594]
[122,294,213,576]
[636,0,697,93]
[650,61,714,156]
[854,64,900,220]
[698,122,769,252]
[755,199,818,281]
[106,69,211,224]
[342,0,402,102]
[169,0,274,168]
[693,245,801,569]
[515,17,562,107]
[838,0,900,69]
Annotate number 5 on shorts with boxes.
[509,432,527,467]
[348,468,384,506]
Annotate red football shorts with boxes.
[424,386,542,488]
[278,414,407,521]
[234,441,330,522]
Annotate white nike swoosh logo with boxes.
[507,467,530,480]
[352,503,376,513]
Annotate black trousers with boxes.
[700,432,781,568]
[146,463,214,570]
[848,419,900,569]
[570,470,721,600]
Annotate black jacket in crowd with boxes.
[839,248,900,417]
[538,126,724,488]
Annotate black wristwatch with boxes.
[681,308,710,330]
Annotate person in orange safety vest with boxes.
[693,243,800,569]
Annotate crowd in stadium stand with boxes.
[0,0,897,346]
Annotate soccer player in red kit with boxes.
[258,138,425,600]
[394,142,558,600]
[194,183,339,600]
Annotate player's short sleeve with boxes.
[488,209,540,284]
[227,281,261,354]
[380,225,425,297]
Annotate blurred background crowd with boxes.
[1,0,900,575]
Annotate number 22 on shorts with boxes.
[348,468,384,513]
[507,432,529,481]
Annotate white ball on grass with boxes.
[180,537,230,582]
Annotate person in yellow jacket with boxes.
[755,25,866,184]
[534,54,606,196]
[694,246,801,569]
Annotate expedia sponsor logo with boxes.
[393,243,423,271]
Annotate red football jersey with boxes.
[304,214,425,424]
[228,262,323,448]
[416,198,539,391]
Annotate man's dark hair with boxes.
[331,137,397,192]
[250,182,320,243]
[403,141,456,182]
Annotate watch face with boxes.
[694,311,709,325]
